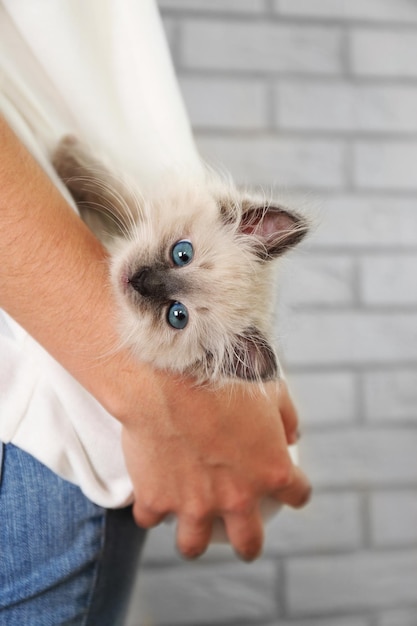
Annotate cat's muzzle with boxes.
[129,266,183,302]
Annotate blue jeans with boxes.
[0,444,146,626]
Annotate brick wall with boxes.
[126,1,417,624]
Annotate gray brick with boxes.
[265,492,362,553]
[141,522,180,564]
[264,618,369,626]
[364,369,417,423]
[354,141,417,191]
[195,135,345,187]
[276,81,417,133]
[299,428,417,488]
[288,371,357,426]
[282,311,417,367]
[312,195,417,249]
[279,254,355,307]
[377,608,417,626]
[125,593,152,626]
[127,561,278,625]
[181,20,342,74]
[370,490,417,547]
[350,29,417,77]
[276,0,417,23]
[287,550,417,614]
[159,0,267,13]
[180,77,268,129]
[360,254,417,306]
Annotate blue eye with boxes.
[167,301,189,329]
[171,240,193,267]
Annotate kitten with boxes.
[53,136,308,385]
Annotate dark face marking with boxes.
[129,264,187,303]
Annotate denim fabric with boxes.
[0,444,146,626]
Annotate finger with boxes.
[224,508,264,562]
[272,464,312,509]
[132,501,167,529]
[176,513,213,560]
[278,379,300,445]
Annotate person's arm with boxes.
[0,117,311,560]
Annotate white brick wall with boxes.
[350,29,417,77]
[128,561,278,626]
[276,82,417,133]
[364,369,417,423]
[159,0,268,14]
[264,492,362,553]
[275,0,417,23]
[377,608,417,626]
[354,141,417,191]
[179,76,268,129]
[266,619,369,626]
[288,371,357,426]
[300,429,417,487]
[370,490,417,547]
[283,312,417,366]
[360,254,417,305]
[181,21,343,74]
[287,551,417,614]
[312,196,417,248]
[196,136,346,188]
[126,2,417,625]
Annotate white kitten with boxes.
[53,136,308,385]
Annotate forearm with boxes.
[0,116,151,421]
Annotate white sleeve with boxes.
[2,0,203,185]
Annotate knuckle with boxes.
[227,493,254,518]
[294,483,313,509]
[141,494,168,516]
[134,495,171,528]
[268,459,293,491]
[132,507,159,529]
[183,502,211,525]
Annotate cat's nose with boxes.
[129,266,153,297]
[129,266,173,300]
[129,265,183,301]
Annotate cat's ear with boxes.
[222,327,279,382]
[233,202,308,260]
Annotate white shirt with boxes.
[0,0,202,507]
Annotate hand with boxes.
[121,372,311,561]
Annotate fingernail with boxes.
[179,546,206,560]
[237,548,262,563]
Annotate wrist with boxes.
[80,348,157,425]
